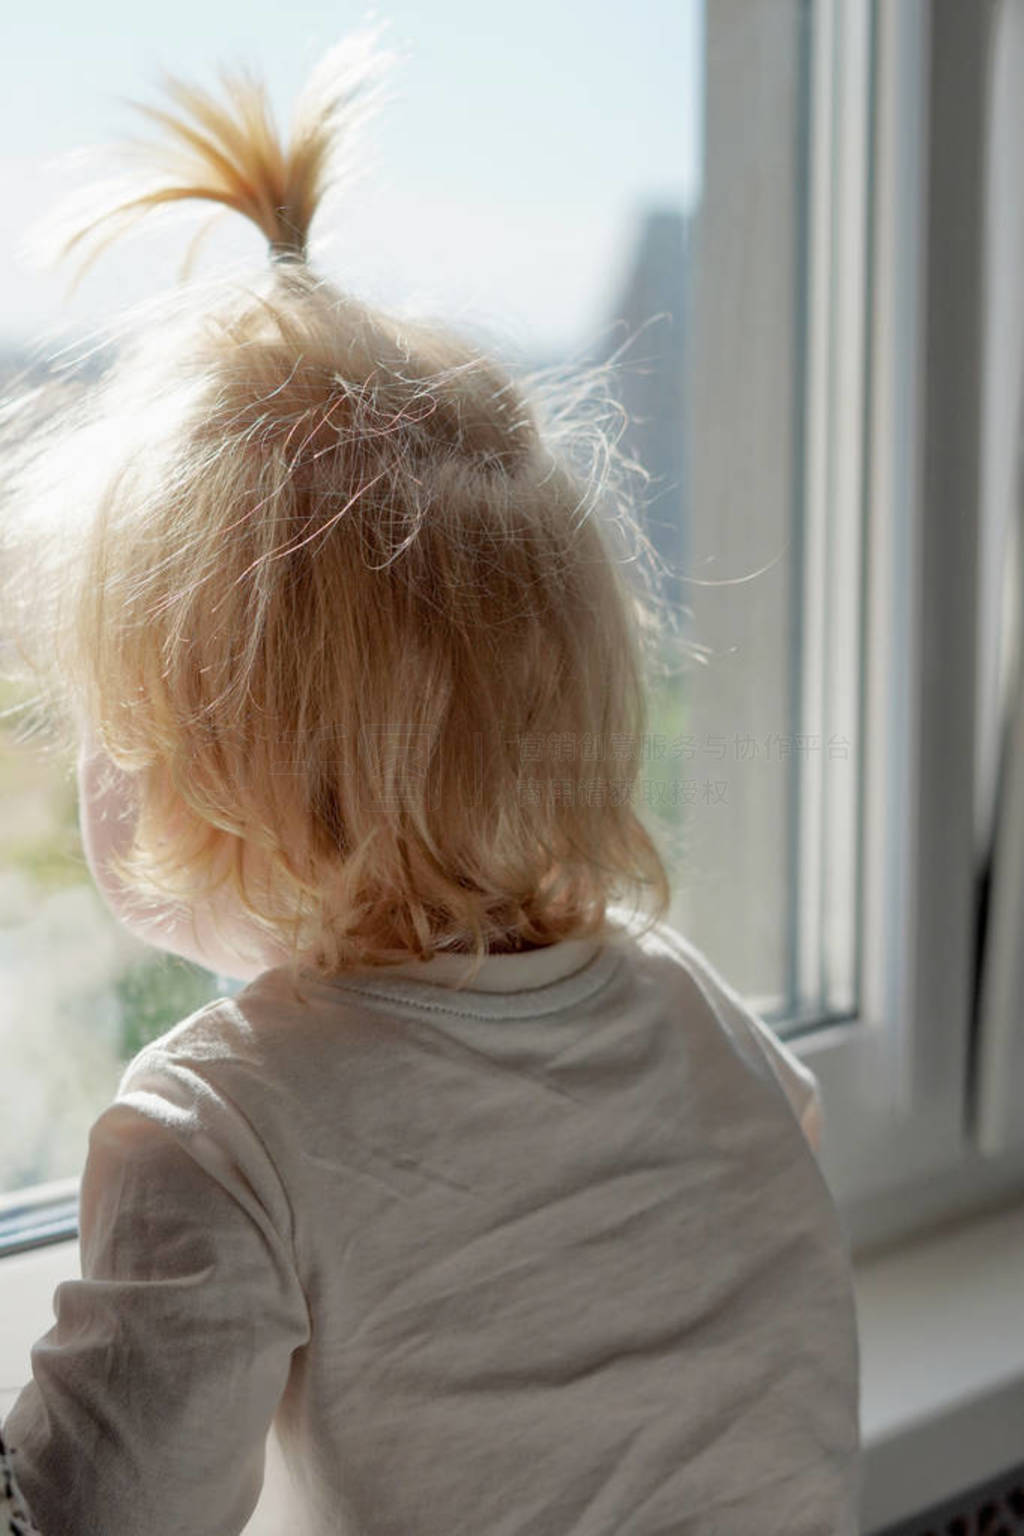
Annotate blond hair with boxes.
[1,37,673,979]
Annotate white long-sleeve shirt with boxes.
[3,917,861,1535]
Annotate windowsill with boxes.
[3,1201,1024,1534]
[854,1196,1024,1532]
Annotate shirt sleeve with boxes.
[0,1047,311,1536]
[735,1004,825,1154]
[654,922,826,1154]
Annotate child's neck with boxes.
[441,934,549,957]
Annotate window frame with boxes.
[0,1177,80,1256]
[799,0,1024,1254]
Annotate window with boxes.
[799,0,1024,1248]
[2,0,1023,1263]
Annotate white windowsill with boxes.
[855,1196,1024,1532]
[3,1199,1024,1534]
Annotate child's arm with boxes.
[0,1044,310,1536]
[77,735,288,983]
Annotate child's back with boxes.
[4,916,859,1534]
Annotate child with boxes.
[0,39,860,1536]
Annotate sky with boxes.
[0,0,703,358]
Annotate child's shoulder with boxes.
[609,909,823,1145]
[606,905,745,1003]
[112,964,370,1102]
[115,994,248,1088]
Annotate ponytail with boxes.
[51,33,389,282]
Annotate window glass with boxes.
[634,1,863,1031]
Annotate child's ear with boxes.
[76,737,286,984]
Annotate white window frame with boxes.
[799,0,1024,1253]
[972,0,1024,1163]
